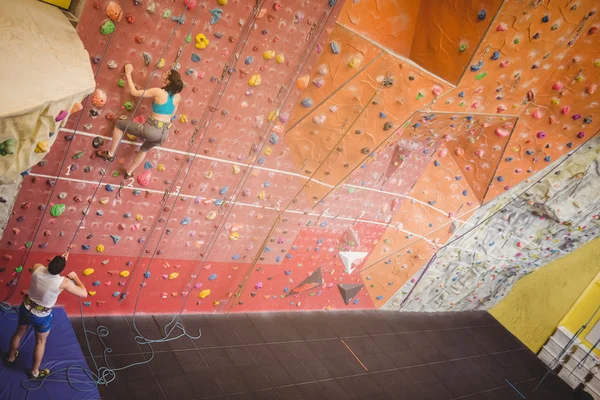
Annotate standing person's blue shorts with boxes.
[18,303,53,334]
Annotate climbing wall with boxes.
[1,0,599,315]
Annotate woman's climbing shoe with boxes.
[95,150,114,161]
[29,369,50,379]
[124,171,134,179]
[2,351,18,367]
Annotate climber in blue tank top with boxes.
[96,64,183,178]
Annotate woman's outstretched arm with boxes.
[125,64,158,98]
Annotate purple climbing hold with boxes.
[55,110,69,122]
[105,184,115,192]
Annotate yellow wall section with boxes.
[39,0,72,10]
[490,238,600,353]
[560,272,600,356]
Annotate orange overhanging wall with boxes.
[0,0,598,315]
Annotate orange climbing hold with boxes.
[296,75,309,89]
[106,2,123,22]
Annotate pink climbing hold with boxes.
[92,89,107,107]
[55,110,68,122]
[184,0,196,9]
[475,149,484,158]
[531,110,542,119]
[137,170,151,186]
[495,128,510,138]
[438,148,448,158]
[496,23,508,31]
[586,84,597,94]
[552,82,564,91]
[560,106,570,115]
[536,131,547,139]
[431,86,442,96]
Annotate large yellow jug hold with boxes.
[276,53,285,64]
[263,50,275,60]
[198,289,211,299]
[120,271,130,277]
[169,272,179,280]
[248,74,261,86]
[83,268,95,276]
[96,244,105,253]
[195,33,209,49]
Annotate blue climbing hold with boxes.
[264,182,270,188]
[477,9,486,20]
[110,234,120,244]
[320,221,327,227]
[458,92,464,97]
[505,156,513,162]
[455,176,462,181]
[470,61,483,72]
[376,296,384,300]
[491,51,500,60]
[379,112,386,118]
[544,156,551,162]
[144,271,151,278]
[466,116,473,121]
[330,41,340,54]
[219,186,228,195]
[208,274,217,281]
[497,176,504,182]
[191,53,201,62]
[526,150,535,156]
[264,246,271,253]
[181,216,191,225]
[232,254,240,260]
[301,98,313,108]
[353,298,359,304]
[428,201,436,205]
[144,161,153,169]
[567,142,573,148]
[283,287,289,293]
[328,0,337,6]
[284,270,292,275]
[97,210,104,216]
[269,133,279,144]
[105,184,114,192]
[84,302,91,306]
[423,149,430,154]
[124,212,131,218]
[276,256,281,262]
[291,246,297,251]
[82,244,91,250]
[542,15,549,23]
[214,199,223,206]
[93,281,100,286]
[112,292,120,297]
[317,238,324,245]
[257,157,265,165]
[209,8,223,25]
[285,254,292,259]
[413,122,421,129]
[315,247,320,252]
[434,160,440,167]
[245,56,253,65]
[462,190,468,196]
[133,190,141,196]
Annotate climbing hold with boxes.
[195,33,209,49]
[143,161,153,169]
[100,20,115,35]
[577,132,585,139]
[477,9,486,20]
[198,289,211,299]
[496,23,508,32]
[50,204,65,217]
[137,170,151,186]
[209,8,223,24]
[208,274,217,281]
[191,53,201,63]
[135,214,143,221]
[34,140,50,153]
[83,268,95,276]
[276,54,285,64]
[110,235,120,244]
[96,244,105,252]
[301,98,313,108]
[169,272,179,280]
[330,41,340,54]
[459,43,467,52]
[120,271,130,277]
[263,50,275,60]
[383,122,393,131]
[184,0,196,9]
[181,217,191,225]
[296,75,309,89]
[248,74,261,86]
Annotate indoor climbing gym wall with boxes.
[0,0,599,316]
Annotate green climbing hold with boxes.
[112,170,120,177]
[117,78,124,87]
[14,266,23,273]
[475,72,488,80]
[459,43,467,52]
[185,34,192,43]
[513,37,520,44]
[416,92,424,100]
[162,9,171,18]
[459,101,465,107]
[347,187,356,194]
[25,242,32,248]
[100,20,115,35]
[51,204,66,217]
[72,151,84,159]
[402,121,411,128]
[124,101,134,111]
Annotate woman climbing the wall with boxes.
[95,64,183,177]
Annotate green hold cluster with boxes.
[0,138,15,156]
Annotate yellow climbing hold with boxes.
[276,53,285,64]
[258,190,265,200]
[157,164,165,171]
[232,165,241,174]
[157,58,166,68]
[263,50,275,60]
[96,244,105,253]
[126,133,137,140]
[135,214,143,221]
[213,301,220,306]
[217,0,227,5]
[198,289,211,298]
[35,140,50,153]
[195,33,209,49]
[204,171,213,179]
[248,74,261,86]
[264,147,272,155]
[169,272,179,280]
[229,232,240,241]
[88,291,96,296]
[120,271,130,277]
[83,268,95,276]
[268,109,279,122]
[347,57,360,68]
[179,114,187,123]
[99,198,109,205]
[206,211,217,220]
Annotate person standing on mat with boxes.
[96,64,183,178]
[3,253,88,379]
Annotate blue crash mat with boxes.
[0,307,100,400]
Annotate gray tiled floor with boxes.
[70,311,573,400]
